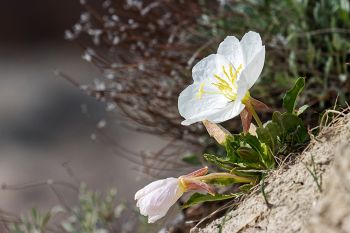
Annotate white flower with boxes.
[178,31,265,125]
[135,167,214,223]
[135,177,183,223]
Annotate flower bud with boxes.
[202,120,231,145]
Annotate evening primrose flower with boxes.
[135,167,212,223]
[178,31,267,130]
[135,167,253,223]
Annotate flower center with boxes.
[196,64,243,101]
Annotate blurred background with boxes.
[0,0,349,232]
[0,0,170,220]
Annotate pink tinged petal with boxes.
[240,31,263,66]
[240,107,253,133]
[135,178,172,200]
[181,178,215,195]
[183,166,208,178]
[191,54,233,83]
[178,83,229,125]
[135,178,183,223]
[250,97,269,111]
[217,36,244,70]
[240,47,265,88]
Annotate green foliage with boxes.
[257,77,309,155]
[10,209,52,233]
[203,153,233,171]
[182,193,242,208]
[197,0,350,108]
[60,184,120,233]
[283,77,305,114]
[10,185,136,233]
[195,78,309,207]
[226,134,275,170]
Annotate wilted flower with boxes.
[135,177,184,223]
[135,167,254,223]
[135,167,213,223]
[178,31,267,131]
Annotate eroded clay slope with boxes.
[193,113,350,233]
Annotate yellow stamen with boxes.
[229,65,234,81]
[214,74,231,88]
[196,64,244,101]
[196,82,205,99]
[197,82,222,99]
[222,65,230,80]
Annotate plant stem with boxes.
[246,102,263,128]
[194,172,254,184]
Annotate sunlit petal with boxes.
[240,31,263,66]
[178,31,265,125]
[178,83,229,125]
[217,36,244,70]
[240,47,265,88]
[192,54,232,83]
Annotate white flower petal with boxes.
[240,31,263,66]
[135,178,183,223]
[178,83,229,125]
[179,31,265,125]
[181,107,223,125]
[192,54,232,83]
[217,36,244,70]
[236,71,251,99]
[135,178,168,200]
[181,98,245,125]
[205,100,245,123]
[239,47,265,88]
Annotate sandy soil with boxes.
[193,111,350,233]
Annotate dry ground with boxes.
[193,111,350,233]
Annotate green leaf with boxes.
[283,77,305,113]
[272,111,282,123]
[239,134,262,154]
[224,135,241,162]
[236,147,261,163]
[182,193,242,208]
[203,154,233,171]
[273,112,308,144]
[41,212,51,230]
[256,122,281,152]
[260,143,275,169]
[281,113,308,143]
[239,134,274,168]
[236,147,266,169]
[182,154,201,165]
